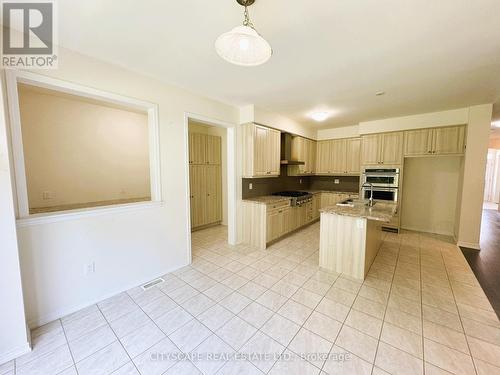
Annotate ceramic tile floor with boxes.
[3,223,500,375]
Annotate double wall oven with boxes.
[361,168,400,203]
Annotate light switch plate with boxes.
[334,179,340,184]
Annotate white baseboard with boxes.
[457,241,481,250]
[400,225,454,238]
[27,264,186,328]
[0,341,31,365]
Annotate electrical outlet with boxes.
[84,262,96,275]
[249,183,253,190]
[334,179,340,184]
[42,191,52,200]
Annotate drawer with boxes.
[267,200,290,212]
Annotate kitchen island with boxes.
[319,201,397,280]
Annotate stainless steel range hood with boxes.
[280,133,305,165]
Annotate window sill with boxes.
[16,201,164,227]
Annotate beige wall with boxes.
[188,121,228,225]
[401,157,462,236]
[18,85,150,209]
[456,104,493,248]
[6,47,239,330]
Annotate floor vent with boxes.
[382,227,399,233]
[141,277,165,290]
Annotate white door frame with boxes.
[184,112,238,262]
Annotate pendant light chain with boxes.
[243,5,255,29]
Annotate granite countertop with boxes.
[242,196,292,205]
[320,201,397,222]
[243,191,359,205]
[303,190,358,195]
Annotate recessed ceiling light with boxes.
[311,111,329,122]
[375,91,385,96]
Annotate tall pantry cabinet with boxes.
[188,132,222,230]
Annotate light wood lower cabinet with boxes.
[243,199,318,249]
[243,192,358,249]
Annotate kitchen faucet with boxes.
[361,182,374,207]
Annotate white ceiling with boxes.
[58,0,500,128]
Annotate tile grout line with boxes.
[58,318,80,375]
[317,273,366,375]
[369,232,401,375]
[439,241,479,375]
[418,233,426,375]
[94,303,144,375]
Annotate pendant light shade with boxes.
[215,0,272,67]
[215,25,272,66]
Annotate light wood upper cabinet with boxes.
[404,128,433,156]
[290,136,316,174]
[189,133,206,164]
[189,132,221,165]
[404,125,466,156]
[432,126,466,155]
[381,132,404,165]
[331,139,347,174]
[361,132,403,166]
[242,123,281,178]
[316,140,332,174]
[346,138,361,173]
[267,128,281,175]
[316,137,361,174]
[360,134,380,166]
[206,135,221,164]
[308,139,317,173]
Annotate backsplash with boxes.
[242,167,360,199]
[242,167,311,198]
[309,176,360,193]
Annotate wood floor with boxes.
[461,208,500,318]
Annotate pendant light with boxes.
[215,0,272,67]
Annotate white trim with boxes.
[400,225,455,238]
[16,201,164,227]
[0,342,31,365]
[26,266,180,329]
[5,70,162,220]
[183,112,238,264]
[457,241,481,250]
